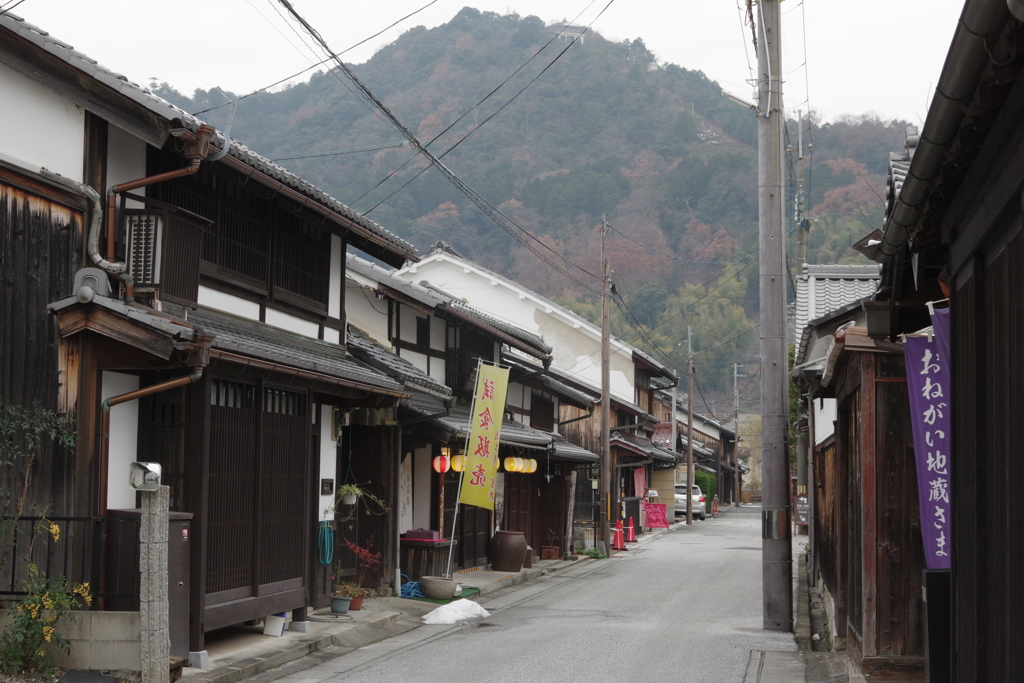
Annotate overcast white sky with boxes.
[12,0,964,124]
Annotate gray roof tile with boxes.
[346,327,451,398]
[190,309,405,394]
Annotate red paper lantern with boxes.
[432,455,450,473]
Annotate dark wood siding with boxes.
[0,175,83,516]
[952,230,1024,682]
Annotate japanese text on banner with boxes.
[903,307,952,570]
[459,364,509,510]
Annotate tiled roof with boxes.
[346,327,451,399]
[651,422,715,458]
[434,406,553,451]
[884,126,918,227]
[795,264,879,336]
[503,357,597,409]
[347,254,551,357]
[408,242,671,377]
[190,309,405,394]
[399,391,449,420]
[611,432,676,463]
[550,434,600,463]
[1,12,416,260]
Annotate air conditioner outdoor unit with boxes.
[126,212,164,291]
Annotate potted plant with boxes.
[337,581,367,610]
[342,534,382,610]
[324,483,389,521]
[330,571,352,614]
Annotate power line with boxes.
[351,0,601,208]
[275,0,611,293]
[271,143,406,162]
[192,0,440,117]
[608,224,759,265]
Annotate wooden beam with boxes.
[55,306,177,359]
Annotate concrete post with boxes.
[140,485,170,683]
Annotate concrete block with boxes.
[58,612,91,640]
[88,638,142,671]
[90,611,140,642]
[288,620,312,633]
[188,650,209,669]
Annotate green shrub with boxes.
[0,561,91,676]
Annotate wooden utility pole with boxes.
[734,363,746,507]
[686,356,694,526]
[600,217,612,555]
[757,0,793,632]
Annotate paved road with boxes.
[273,506,796,683]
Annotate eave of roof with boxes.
[190,309,407,397]
[0,12,418,266]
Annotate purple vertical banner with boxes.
[903,307,952,570]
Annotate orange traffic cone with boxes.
[625,516,637,543]
[612,520,627,550]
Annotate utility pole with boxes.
[686,356,694,526]
[600,217,612,556]
[757,0,793,632]
[734,363,746,507]
[671,372,678,494]
[793,109,812,270]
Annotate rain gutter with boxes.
[876,0,1010,263]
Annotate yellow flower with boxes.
[41,593,54,610]
[27,563,37,576]
[42,625,54,642]
[48,522,60,542]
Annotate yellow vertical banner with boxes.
[458,364,509,510]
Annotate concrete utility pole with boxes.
[757,0,793,632]
[734,363,746,507]
[793,109,812,270]
[686,356,694,526]
[600,217,612,556]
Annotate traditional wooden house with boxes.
[399,242,677,548]
[345,254,599,570]
[0,12,428,669]
[860,0,1024,678]
[795,303,926,682]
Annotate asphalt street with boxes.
[268,505,796,683]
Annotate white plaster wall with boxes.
[328,236,343,319]
[323,328,341,345]
[318,406,337,521]
[198,286,260,320]
[815,398,837,445]
[403,257,636,401]
[266,308,319,338]
[0,61,84,181]
[402,349,428,374]
[345,282,390,345]
[398,306,422,344]
[412,447,432,531]
[430,316,446,351]
[105,125,147,208]
[102,372,139,511]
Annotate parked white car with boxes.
[674,484,707,521]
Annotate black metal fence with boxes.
[0,516,141,607]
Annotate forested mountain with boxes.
[152,7,907,398]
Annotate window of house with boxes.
[531,395,555,432]
[416,316,430,347]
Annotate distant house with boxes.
[399,241,677,547]
[346,254,600,567]
[546,20,588,44]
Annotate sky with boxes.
[10,0,964,124]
